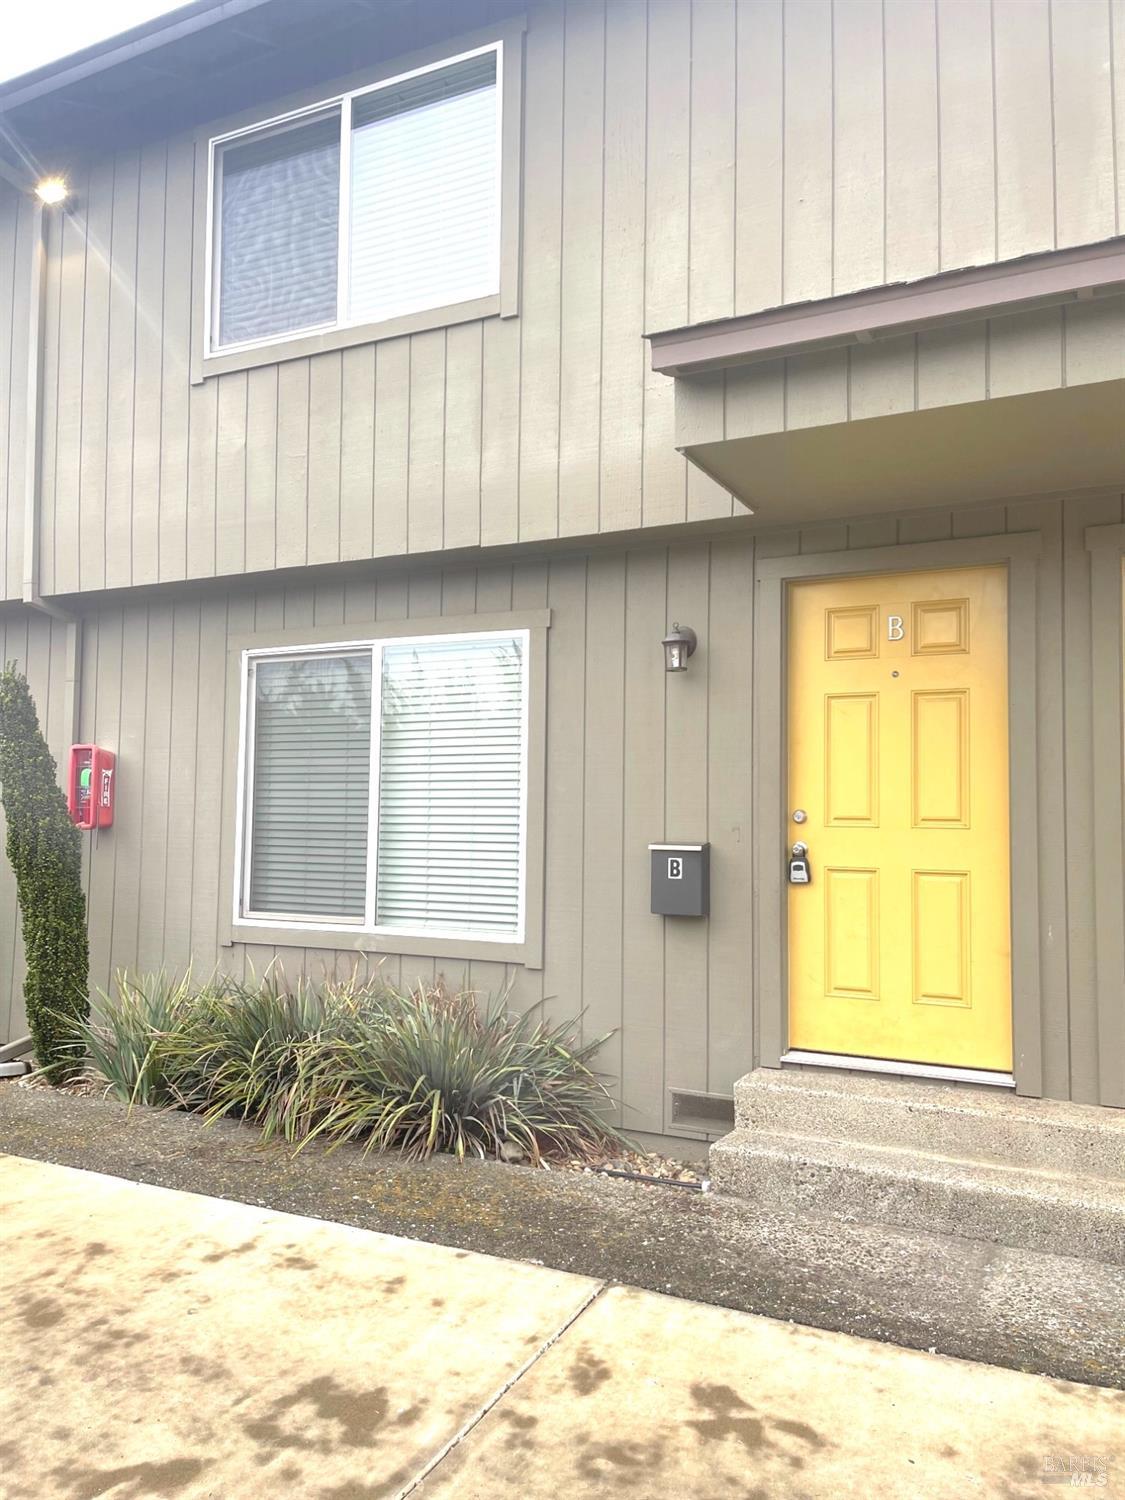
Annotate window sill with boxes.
[192,293,504,384]
[222,919,540,969]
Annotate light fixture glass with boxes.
[662,623,698,673]
[34,177,68,205]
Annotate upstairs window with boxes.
[209,45,501,354]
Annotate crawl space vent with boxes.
[669,1089,735,1134]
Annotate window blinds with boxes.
[348,53,499,326]
[216,111,340,347]
[248,654,372,918]
[375,636,523,935]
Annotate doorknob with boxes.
[788,842,811,885]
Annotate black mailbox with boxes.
[650,843,710,917]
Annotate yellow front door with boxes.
[787,565,1012,1072]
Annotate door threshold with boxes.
[780,1050,1015,1088]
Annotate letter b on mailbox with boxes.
[650,844,709,917]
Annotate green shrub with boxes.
[306,982,624,1163]
[81,971,625,1163]
[0,665,89,1082]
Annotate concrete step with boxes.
[709,1127,1125,1263]
[733,1068,1125,1183]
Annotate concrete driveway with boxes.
[1,1154,1121,1499]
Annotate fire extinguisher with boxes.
[67,745,115,830]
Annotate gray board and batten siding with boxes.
[1,494,1123,1129]
[0,0,1124,1128]
[3,0,1125,600]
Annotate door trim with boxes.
[753,531,1043,1095]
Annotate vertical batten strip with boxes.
[105,149,140,593]
[735,0,784,314]
[158,137,194,585]
[782,0,833,304]
[1085,520,1125,1107]
[1051,0,1117,247]
[307,352,343,566]
[516,0,565,544]
[662,541,712,1127]
[581,551,626,1113]
[883,0,940,283]
[831,0,886,295]
[935,0,996,271]
[598,0,646,534]
[557,0,605,540]
[993,0,1055,260]
[132,140,168,589]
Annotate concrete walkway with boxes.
[4,1085,1123,1388]
[2,1155,1122,1499]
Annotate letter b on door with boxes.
[887,614,905,641]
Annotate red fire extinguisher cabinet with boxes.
[68,746,115,830]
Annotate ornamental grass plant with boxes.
[76,971,196,1107]
[79,969,625,1163]
[161,972,359,1144]
[297,983,624,1163]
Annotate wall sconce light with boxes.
[34,177,69,205]
[662,622,697,673]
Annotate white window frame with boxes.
[204,39,504,361]
[233,628,531,944]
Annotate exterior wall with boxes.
[11,0,1124,601]
[0,537,753,1137]
[1,0,1122,1119]
[2,490,1122,1115]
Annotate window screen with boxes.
[248,653,371,918]
[375,636,524,935]
[348,53,499,325]
[216,110,341,347]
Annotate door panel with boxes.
[824,868,880,999]
[912,870,970,1007]
[912,691,968,827]
[787,565,1012,1071]
[825,694,879,825]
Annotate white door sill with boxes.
[780,1050,1016,1088]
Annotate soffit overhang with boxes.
[686,382,1125,524]
[0,0,525,183]
[653,240,1125,522]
